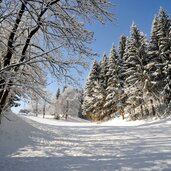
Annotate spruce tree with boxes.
[104,45,119,118]
[82,60,100,120]
[163,62,171,105]
[157,7,171,105]
[83,7,171,121]
[157,7,171,61]
[148,15,160,63]
[125,23,147,85]
[124,23,148,119]
[146,15,161,112]
[118,34,127,60]
[104,45,125,119]
[56,88,60,100]
[99,53,108,90]
[93,54,108,120]
[118,34,128,87]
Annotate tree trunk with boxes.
[43,101,46,118]
[120,108,124,120]
[140,103,144,119]
[150,99,156,116]
[35,101,38,117]
[0,1,27,117]
[0,90,9,114]
[0,108,2,124]
[0,89,10,124]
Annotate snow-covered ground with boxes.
[1,113,171,171]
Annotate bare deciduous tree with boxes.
[0,0,113,121]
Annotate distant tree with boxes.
[56,88,60,100]
[63,86,67,93]
[78,89,84,119]
[43,100,46,118]
[55,87,82,119]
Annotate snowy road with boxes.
[1,114,171,171]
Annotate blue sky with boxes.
[89,0,171,56]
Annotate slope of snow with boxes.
[23,114,159,127]
[23,114,93,127]
[1,113,171,171]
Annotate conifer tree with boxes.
[148,15,160,63]
[82,60,100,120]
[157,7,171,61]
[82,7,171,121]
[163,62,171,105]
[118,34,128,87]
[145,15,161,110]
[56,88,60,100]
[147,8,171,86]
[118,34,127,60]
[104,45,119,118]
[99,53,108,90]
[125,23,147,85]
[124,23,148,119]
[157,7,171,105]
[93,54,108,120]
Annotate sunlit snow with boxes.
[0,113,171,171]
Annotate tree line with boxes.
[25,86,83,120]
[83,7,171,121]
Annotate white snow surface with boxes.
[1,113,171,171]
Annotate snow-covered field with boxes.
[0,113,171,171]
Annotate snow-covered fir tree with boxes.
[104,45,121,119]
[157,7,171,105]
[82,60,100,120]
[147,15,161,79]
[147,15,160,63]
[145,15,161,116]
[163,62,171,104]
[118,34,128,88]
[157,7,171,62]
[92,54,108,120]
[124,23,147,86]
[124,23,149,119]
[118,34,127,60]
[83,7,171,121]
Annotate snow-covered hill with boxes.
[0,113,171,171]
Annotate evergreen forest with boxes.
[83,7,171,121]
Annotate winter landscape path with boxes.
[0,113,171,171]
